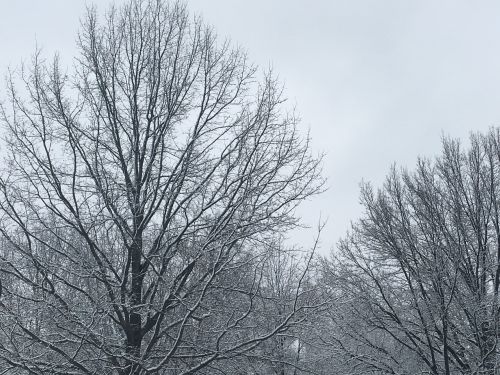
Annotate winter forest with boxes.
[0,0,498,374]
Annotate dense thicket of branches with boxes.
[3,1,500,375]
[319,129,500,375]
[0,1,323,374]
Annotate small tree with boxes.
[0,1,323,373]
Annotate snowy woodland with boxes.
[0,1,498,374]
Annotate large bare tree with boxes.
[0,1,323,374]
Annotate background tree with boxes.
[0,0,323,374]
[238,235,325,375]
[320,129,500,375]
[197,237,325,375]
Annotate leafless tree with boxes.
[239,233,325,375]
[0,1,323,374]
[321,129,500,375]
[198,235,326,375]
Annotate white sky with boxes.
[1,1,500,254]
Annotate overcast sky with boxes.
[1,1,500,254]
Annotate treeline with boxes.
[0,0,498,374]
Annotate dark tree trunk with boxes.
[126,235,144,375]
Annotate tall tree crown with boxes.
[0,1,323,374]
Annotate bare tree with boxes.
[197,236,325,375]
[239,235,325,375]
[0,1,323,374]
[321,129,500,375]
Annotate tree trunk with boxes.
[126,236,143,375]
[481,321,496,375]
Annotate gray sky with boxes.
[2,1,500,254]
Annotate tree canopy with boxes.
[320,129,500,374]
[0,1,323,374]
[1,1,499,375]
